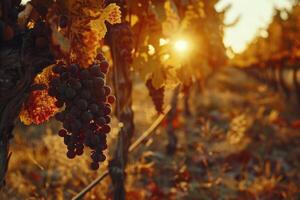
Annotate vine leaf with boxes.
[19,66,58,125]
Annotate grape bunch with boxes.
[146,78,165,113]
[112,24,133,63]
[48,54,115,170]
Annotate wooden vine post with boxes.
[106,1,134,199]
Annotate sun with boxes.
[174,40,188,52]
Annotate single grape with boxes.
[100,61,109,73]
[83,80,94,88]
[58,129,67,137]
[89,64,102,76]
[80,89,91,99]
[103,105,112,115]
[67,150,76,159]
[81,111,93,122]
[107,95,115,104]
[89,104,99,114]
[90,162,99,170]
[55,112,65,121]
[104,115,111,124]
[70,79,82,90]
[95,117,106,126]
[70,63,79,74]
[75,99,88,110]
[76,148,84,156]
[79,69,90,80]
[61,72,70,81]
[55,100,64,108]
[52,65,65,74]
[94,77,105,88]
[59,15,68,28]
[65,88,76,99]
[101,125,111,134]
[104,86,111,95]
[64,135,71,145]
[50,77,60,87]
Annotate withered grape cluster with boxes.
[146,78,165,114]
[48,54,115,170]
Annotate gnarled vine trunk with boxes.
[0,31,54,188]
[107,22,134,200]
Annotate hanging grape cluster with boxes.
[146,78,165,113]
[112,24,133,63]
[48,53,115,170]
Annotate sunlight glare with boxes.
[174,40,188,52]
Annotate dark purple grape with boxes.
[79,69,90,79]
[107,95,115,104]
[76,148,84,156]
[64,135,71,145]
[67,150,76,159]
[57,84,67,95]
[70,79,82,90]
[94,77,105,88]
[67,143,75,151]
[71,119,82,130]
[88,122,98,131]
[91,151,106,162]
[52,65,66,74]
[89,64,102,76]
[104,116,111,124]
[75,99,88,110]
[103,105,111,115]
[101,125,111,134]
[61,72,70,81]
[80,90,91,99]
[58,129,67,137]
[63,121,71,130]
[65,112,74,121]
[50,77,60,87]
[59,15,68,28]
[83,80,94,88]
[81,111,93,122]
[90,162,99,170]
[98,143,108,151]
[70,64,79,74]
[48,88,58,97]
[95,88,105,98]
[55,112,65,121]
[55,100,64,108]
[70,106,81,116]
[100,61,109,73]
[65,88,76,99]
[96,53,105,61]
[95,117,106,126]
[89,104,99,114]
[104,86,111,95]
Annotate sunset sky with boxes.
[216,0,294,53]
